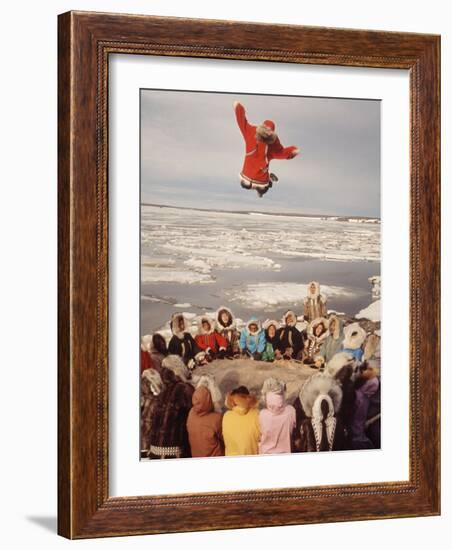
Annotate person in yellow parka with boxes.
[222,386,260,456]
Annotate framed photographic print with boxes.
[58,11,440,538]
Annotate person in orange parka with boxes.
[233,101,300,197]
[195,315,228,361]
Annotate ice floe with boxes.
[225,282,359,310]
[356,299,381,322]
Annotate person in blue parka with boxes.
[239,317,266,360]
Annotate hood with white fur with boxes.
[141,368,163,396]
[141,334,153,352]
[306,281,321,299]
[197,315,214,335]
[216,306,235,330]
[325,351,357,378]
[299,373,342,418]
[307,317,329,340]
[343,322,366,350]
[282,310,297,327]
[245,317,262,335]
[327,315,343,340]
[170,312,186,339]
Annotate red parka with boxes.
[195,316,228,354]
[234,102,298,184]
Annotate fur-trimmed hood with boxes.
[216,306,235,330]
[299,373,343,418]
[161,354,191,383]
[197,315,214,335]
[308,317,329,341]
[245,317,262,335]
[327,315,343,340]
[306,281,321,299]
[343,322,366,350]
[261,377,286,397]
[170,312,186,339]
[141,334,153,352]
[263,319,280,332]
[325,351,357,378]
[282,310,297,327]
[261,378,287,414]
[141,368,163,396]
[225,389,258,414]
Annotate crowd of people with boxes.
[140,281,381,460]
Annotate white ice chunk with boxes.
[356,300,381,322]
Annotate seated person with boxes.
[194,315,228,361]
[275,310,304,360]
[239,318,266,360]
[168,313,206,369]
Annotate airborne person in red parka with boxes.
[234,101,300,197]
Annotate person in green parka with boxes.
[262,320,280,362]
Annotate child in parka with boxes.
[215,306,240,358]
[275,310,304,360]
[262,319,280,362]
[304,317,329,367]
[168,313,206,369]
[194,315,228,361]
[239,317,266,360]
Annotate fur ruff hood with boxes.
[161,354,191,383]
[225,391,258,413]
[328,315,343,340]
[170,313,186,339]
[308,317,329,340]
[261,377,286,397]
[299,373,343,418]
[197,315,214,335]
[141,334,153,352]
[245,317,262,335]
[282,310,297,327]
[141,368,163,396]
[263,319,280,332]
[306,281,321,299]
[343,322,366,350]
[216,306,235,330]
[325,351,356,378]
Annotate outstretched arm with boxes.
[269,137,300,160]
[233,101,250,138]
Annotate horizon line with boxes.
[140,202,381,221]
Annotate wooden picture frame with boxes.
[58,11,440,539]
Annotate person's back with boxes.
[222,387,260,456]
[187,386,224,457]
[259,397,295,454]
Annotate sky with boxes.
[140,89,380,217]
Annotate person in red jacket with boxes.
[234,101,300,197]
[195,315,228,361]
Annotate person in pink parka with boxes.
[258,377,296,455]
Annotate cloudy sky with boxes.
[141,89,380,217]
